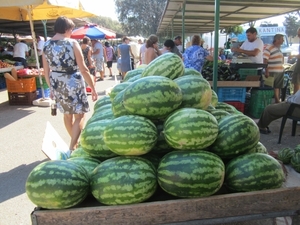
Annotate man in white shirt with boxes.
[91,39,107,81]
[231,27,264,74]
[139,39,147,65]
[13,40,29,68]
[37,36,45,67]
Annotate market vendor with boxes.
[231,27,264,74]
[13,40,29,68]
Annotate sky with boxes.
[81,0,118,21]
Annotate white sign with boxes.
[256,26,286,34]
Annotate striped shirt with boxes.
[263,44,283,72]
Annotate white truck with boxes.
[256,26,292,58]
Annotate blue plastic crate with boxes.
[217,87,246,103]
[36,88,50,99]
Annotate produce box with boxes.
[238,68,258,81]
[35,77,49,89]
[36,88,50,99]
[217,87,246,103]
[30,166,300,225]
[6,77,36,93]
[0,75,6,89]
[249,88,274,118]
[8,91,37,105]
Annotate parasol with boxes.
[71,24,116,39]
[0,0,95,106]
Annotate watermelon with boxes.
[173,75,212,110]
[94,95,111,111]
[291,152,300,172]
[68,157,101,177]
[109,83,131,101]
[141,53,184,79]
[111,89,129,118]
[208,109,230,122]
[251,141,268,154]
[90,156,157,205]
[163,108,219,150]
[123,76,182,119]
[225,153,285,192]
[123,68,144,82]
[86,108,114,126]
[277,147,294,164]
[182,68,202,77]
[215,102,238,114]
[25,160,89,209]
[157,150,225,198]
[151,121,174,155]
[294,144,300,153]
[127,74,142,82]
[103,115,158,155]
[80,119,117,158]
[210,114,260,159]
[92,103,112,115]
[211,90,218,107]
[70,146,92,158]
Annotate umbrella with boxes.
[0,0,95,105]
[71,24,116,39]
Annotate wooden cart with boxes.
[31,165,300,225]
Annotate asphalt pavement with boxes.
[0,62,299,225]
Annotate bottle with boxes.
[51,102,57,116]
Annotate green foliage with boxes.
[283,13,300,38]
[114,0,167,36]
[222,25,244,36]
[89,16,124,35]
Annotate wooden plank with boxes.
[31,187,300,225]
[208,81,260,87]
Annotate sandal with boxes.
[259,127,271,134]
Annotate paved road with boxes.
[0,62,299,225]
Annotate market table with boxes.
[0,66,24,73]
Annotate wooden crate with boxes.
[30,165,300,225]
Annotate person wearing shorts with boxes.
[263,34,284,103]
[91,39,106,81]
[104,41,114,77]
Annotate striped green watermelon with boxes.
[80,119,117,158]
[127,74,142,82]
[208,109,230,122]
[294,144,300,153]
[278,147,294,164]
[70,146,92,158]
[163,108,218,150]
[90,156,157,205]
[68,157,101,177]
[215,102,238,114]
[210,114,260,159]
[111,89,129,118]
[141,53,184,79]
[157,150,225,198]
[123,68,144,82]
[174,75,212,110]
[93,95,111,111]
[181,68,202,77]
[109,83,131,101]
[151,121,174,155]
[291,152,300,172]
[92,103,112,115]
[225,153,285,192]
[123,76,182,119]
[250,141,268,154]
[86,108,114,126]
[103,115,158,155]
[25,160,89,209]
[211,90,218,107]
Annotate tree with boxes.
[89,16,124,34]
[283,13,300,42]
[114,0,167,37]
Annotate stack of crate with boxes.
[6,77,37,105]
[248,88,274,118]
[217,87,246,113]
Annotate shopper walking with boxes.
[42,16,97,155]
[81,37,96,85]
[118,36,135,79]
[91,39,106,81]
[104,41,114,77]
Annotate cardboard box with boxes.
[262,75,274,87]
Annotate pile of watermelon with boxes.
[25,53,285,209]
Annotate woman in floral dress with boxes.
[42,16,97,154]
